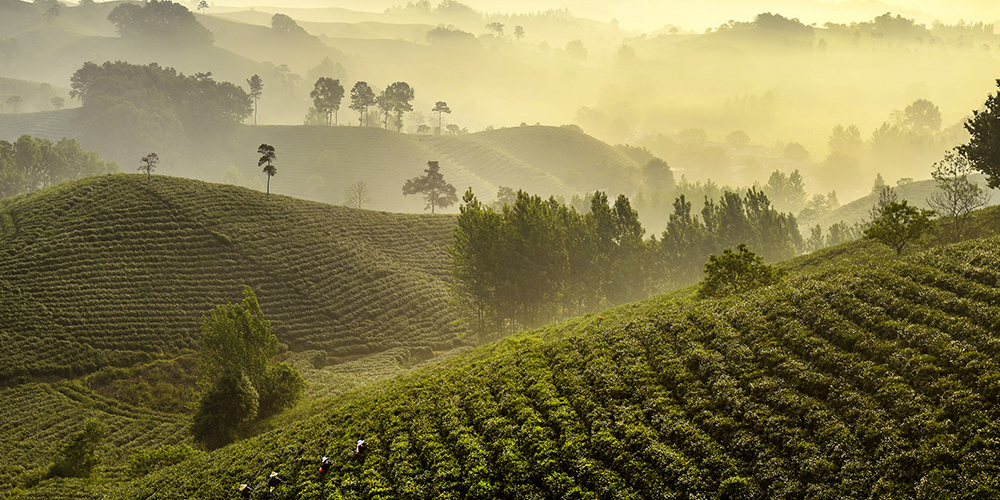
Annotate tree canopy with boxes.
[959,79,1000,188]
[349,81,376,126]
[192,286,304,449]
[0,135,118,198]
[863,200,935,255]
[309,77,344,126]
[69,61,251,165]
[402,160,457,214]
[107,0,213,45]
[697,243,787,299]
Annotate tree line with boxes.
[451,186,803,337]
[69,61,251,166]
[0,135,118,198]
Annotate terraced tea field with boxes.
[0,108,79,143]
[113,236,1000,499]
[0,174,463,381]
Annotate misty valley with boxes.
[2,0,1000,498]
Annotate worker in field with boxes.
[239,483,253,499]
[267,471,283,492]
[318,456,332,474]
[355,439,368,457]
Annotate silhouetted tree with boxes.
[343,180,371,209]
[486,21,504,36]
[197,0,208,12]
[258,144,276,195]
[349,81,376,126]
[386,81,414,132]
[246,74,263,125]
[139,152,158,181]
[5,95,22,114]
[108,0,213,45]
[513,25,524,40]
[927,149,991,242]
[402,160,457,213]
[51,96,64,109]
[271,13,307,36]
[902,99,941,134]
[310,77,344,126]
[432,101,451,135]
[959,79,1000,188]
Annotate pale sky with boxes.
[212,0,1000,32]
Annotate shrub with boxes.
[48,418,106,478]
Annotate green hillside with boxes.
[0,108,78,142]
[0,174,462,381]
[97,235,1000,499]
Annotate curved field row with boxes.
[0,174,463,380]
[113,236,1000,499]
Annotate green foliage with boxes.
[257,362,306,418]
[69,61,251,165]
[107,0,213,45]
[863,200,935,255]
[402,160,457,213]
[194,286,304,448]
[126,445,199,478]
[309,77,345,126]
[697,243,786,298]
[116,236,1000,499]
[0,135,117,198]
[959,79,1000,189]
[349,81,376,126]
[48,418,106,478]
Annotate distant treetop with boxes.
[107,0,213,45]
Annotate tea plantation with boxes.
[0,174,463,382]
[108,236,1000,499]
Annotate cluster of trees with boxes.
[192,287,304,449]
[452,189,651,336]
[107,0,213,45]
[70,61,251,165]
[0,135,118,198]
[451,183,806,335]
[659,188,802,288]
[304,78,416,131]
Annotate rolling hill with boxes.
[0,174,463,382]
[103,234,1000,499]
[189,124,642,213]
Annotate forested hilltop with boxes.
[113,235,1000,499]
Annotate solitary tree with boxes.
[5,95,22,114]
[697,243,786,299]
[258,144,276,195]
[349,81,376,126]
[959,79,1000,188]
[343,180,371,209]
[386,81,414,132]
[432,101,451,135]
[402,160,458,213]
[486,22,504,36]
[192,286,304,449]
[927,149,991,242]
[51,96,65,109]
[197,0,208,12]
[48,418,106,478]
[513,25,524,40]
[271,12,307,35]
[246,74,263,125]
[864,200,935,255]
[139,152,158,181]
[310,77,344,126]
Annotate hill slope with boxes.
[0,174,462,381]
[219,125,640,213]
[111,236,1000,499]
